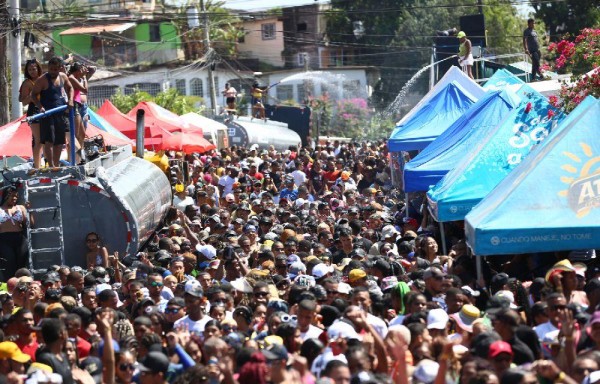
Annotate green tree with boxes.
[111,89,153,114]
[484,0,529,58]
[173,0,244,61]
[532,0,600,41]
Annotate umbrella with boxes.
[0,117,33,158]
[160,132,215,154]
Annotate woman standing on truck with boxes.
[85,232,109,269]
[19,59,43,168]
[0,185,31,280]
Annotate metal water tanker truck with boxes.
[2,146,171,270]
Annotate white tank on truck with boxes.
[2,146,171,270]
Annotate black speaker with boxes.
[459,14,486,47]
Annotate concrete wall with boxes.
[238,17,284,68]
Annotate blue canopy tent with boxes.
[388,81,479,152]
[465,97,600,255]
[88,109,132,141]
[483,68,525,91]
[403,89,521,193]
[427,93,565,222]
[396,66,485,127]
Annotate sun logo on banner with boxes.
[558,142,600,218]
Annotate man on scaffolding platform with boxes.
[222,82,237,115]
[457,31,474,79]
[251,82,267,122]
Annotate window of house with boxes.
[262,23,276,40]
[149,24,161,42]
[276,85,294,101]
[190,78,203,97]
[296,84,306,103]
[297,52,308,66]
[88,85,119,108]
[321,82,339,98]
[125,83,161,96]
[343,80,361,97]
[297,22,307,32]
[173,79,186,95]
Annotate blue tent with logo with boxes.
[388,81,480,151]
[465,97,600,255]
[88,109,131,141]
[483,68,524,91]
[427,94,565,222]
[403,89,521,192]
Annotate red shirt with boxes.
[16,337,39,362]
[76,336,91,358]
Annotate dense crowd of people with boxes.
[0,140,599,384]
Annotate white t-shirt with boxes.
[218,175,237,195]
[173,196,194,212]
[300,324,323,341]
[534,321,558,341]
[292,170,307,187]
[367,313,388,339]
[389,314,405,327]
[174,315,213,334]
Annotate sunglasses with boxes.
[165,307,181,314]
[150,282,164,287]
[119,364,135,371]
[254,291,269,297]
[550,305,567,311]
[281,314,297,323]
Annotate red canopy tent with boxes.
[97,100,171,148]
[0,116,133,159]
[160,131,215,153]
[127,102,204,135]
[0,117,32,158]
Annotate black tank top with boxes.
[40,73,66,110]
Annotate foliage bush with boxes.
[547,27,600,112]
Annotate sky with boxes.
[223,0,329,12]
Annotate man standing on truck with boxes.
[32,57,74,167]
[523,18,544,82]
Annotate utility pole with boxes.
[0,0,10,125]
[201,0,218,116]
[10,0,21,120]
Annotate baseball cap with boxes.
[457,31,466,38]
[488,340,513,358]
[208,214,221,223]
[381,276,399,292]
[589,310,600,326]
[427,308,449,330]
[382,225,399,239]
[413,359,439,384]
[327,320,361,341]
[261,344,289,362]
[493,290,518,309]
[312,263,333,279]
[139,352,170,374]
[423,267,445,280]
[184,280,203,297]
[289,261,307,279]
[348,269,367,283]
[196,244,217,260]
[0,342,31,363]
